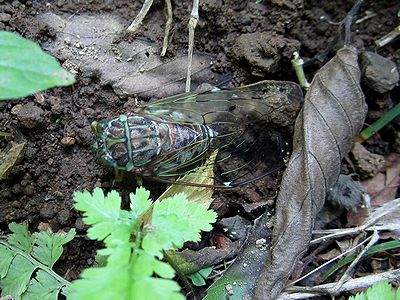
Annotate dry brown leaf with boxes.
[37,13,227,99]
[254,46,367,299]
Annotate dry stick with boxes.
[127,0,154,33]
[304,0,363,67]
[375,25,400,49]
[281,268,400,300]
[185,0,199,92]
[288,234,374,287]
[161,0,173,56]
[333,230,379,292]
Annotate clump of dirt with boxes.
[0,0,399,290]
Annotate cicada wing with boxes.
[138,80,303,128]
[133,81,302,187]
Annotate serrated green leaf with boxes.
[7,223,34,253]
[31,229,75,268]
[131,277,184,300]
[0,255,36,298]
[0,31,75,100]
[20,270,62,300]
[74,189,132,243]
[349,281,396,300]
[0,244,14,278]
[97,240,133,266]
[130,187,152,218]
[69,265,131,300]
[130,251,175,279]
[365,281,395,300]
[187,202,218,232]
[142,194,216,256]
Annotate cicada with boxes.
[91,81,303,188]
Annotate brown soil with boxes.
[1,0,399,292]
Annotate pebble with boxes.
[351,142,385,179]
[11,102,44,129]
[0,12,11,22]
[74,217,87,231]
[40,205,56,219]
[24,185,35,196]
[12,184,22,194]
[360,51,399,93]
[37,222,52,231]
[61,136,76,146]
[57,209,71,225]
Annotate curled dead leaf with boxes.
[254,46,367,299]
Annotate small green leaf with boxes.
[31,229,76,268]
[0,255,36,298]
[0,31,75,100]
[142,193,216,256]
[7,223,34,253]
[187,267,213,286]
[130,187,152,218]
[349,281,396,300]
[0,244,14,278]
[187,272,206,286]
[73,188,126,242]
[21,270,62,300]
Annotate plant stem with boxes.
[291,52,310,90]
[359,102,400,141]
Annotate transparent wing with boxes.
[134,80,303,187]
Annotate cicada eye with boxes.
[91,121,104,137]
[99,154,113,167]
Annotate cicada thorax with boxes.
[92,113,218,177]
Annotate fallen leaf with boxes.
[37,13,229,99]
[254,46,367,299]
[0,142,26,180]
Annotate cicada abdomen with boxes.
[92,114,220,175]
[92,80,303,187]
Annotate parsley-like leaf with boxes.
[0,223,74,299]
[32,229,75,268]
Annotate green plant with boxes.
[0,222,75,299]
[0,31,75,100]
[0,187,216,300]
[69,187,217,299]
[187,267,213,286]
[349,280,399,300]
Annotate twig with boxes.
[280,268,400,299]
[375,25,400,49]
[127,0,154,33]
[334,230,379,289]
[185,0,199,92]
[344,0,364,45]
[288,234,373,287]
[161,0,173,56]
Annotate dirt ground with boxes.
[0,0,399,292]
